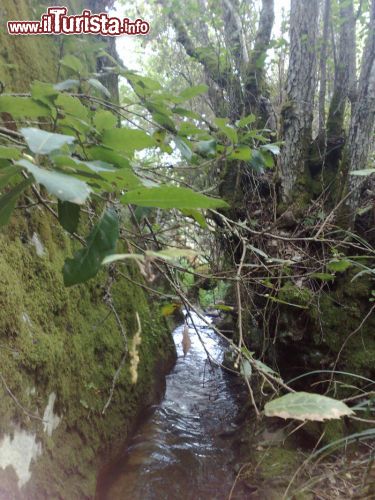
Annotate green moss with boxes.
[278,283,313,307]
[0,1,58,91]
[252,447,301,480]
[0,206,175,498]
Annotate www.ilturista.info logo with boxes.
[7,7,150,36]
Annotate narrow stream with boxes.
[97,312,244,500]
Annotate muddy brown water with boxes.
[96,312,245,500]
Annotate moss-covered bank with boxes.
[0,1,176,497]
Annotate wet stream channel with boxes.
[97,312,245,500]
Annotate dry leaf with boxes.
[182,324,191,357]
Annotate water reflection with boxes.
[99,312,241,500]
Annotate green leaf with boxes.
[87,146,131,169]
[31,81,59,109]
[261,143,280,155]
[121,186,229,209]
[0,96,50,118]
[60,54,84,75]
[174,136,193,160]
[87,78,111,98]
[264,392,354,421]
[253,359,277,375]
[152,111,176,132]
[58,200,80,234]
[93,110,117,132]
[237,114,256,128]
[54,79,80,91]
[214,118,238,144]
[350,169,375,176]
[240,359,252,380]
[178,84,208,100]
[0,147,22,160]
[261,150,274,168]
[56,94,89,123]
[122,71,162,91]
[17,160,91,204]
[172,107,201,120]
[310,272,335,281]
[0,178,32,226]
[63,209,119,286]
[327,259,352,272]
[102,128,156,154]
[161,303,180,317]
[20,128,75,154]
[249,150,265,172]
[0,165,21,189]
[195,139,216,157]
[180,208,208,228]
[229,145,252,161]
[99,168,142,190]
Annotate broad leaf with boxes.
[237,114,256,127]
[0,147,21,160]
[180,208,208,228]
[161,303,180,317]
[229,145,252,161]
[121,186,229,209]
[310,272,335,281]
[17,160,91,204]
[20,128,75,154]
[64,209,119,286]
[174,136,193,160]
[0,179,32,226]
[178,84,208,100]
[56,94,89,122]
[327,259,352,272]
[54,79,80,91]
[93,110,117,132]
[265,392,354,421]
[0,165,21,189]
[0,96,50,118]
[350,169,375,176]
[87,78,111,98]
[214,117,238,144]
[195,140,216,157]
[261,143,280,155]
[103,128,156,154]
[240,359,252,380]
[60,54,84,75]
[31,81,59,109]
[58,200,80,234]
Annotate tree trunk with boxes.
[318,0,331,136]
[243,0,275,122]
[279,0,319,203]
[326,0,356,140]
[342,0,375,218]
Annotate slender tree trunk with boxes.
[326,0,356,139]
[343,0,375,218]
[279,0,319,203]
[244,0,275,121]
[318,0,331,136]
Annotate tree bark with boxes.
[343,0,375,217]
[243,0,275,120]
[318,0,331,136]
[279,0,319,202]
[326,0,356,139]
